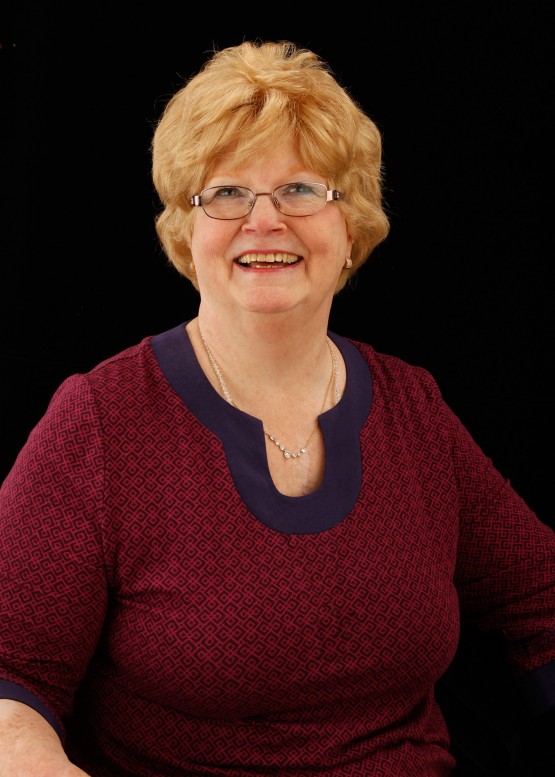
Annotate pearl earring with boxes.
[344,257,353,269]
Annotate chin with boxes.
[235,289,304,315]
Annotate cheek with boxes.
[191,218,234,260]
[309,219,351,262]
[190,221,207,257]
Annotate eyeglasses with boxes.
[190,182,343,220]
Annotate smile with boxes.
[236,253,302,267]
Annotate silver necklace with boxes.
[199,329,341,459]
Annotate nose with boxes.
[243,192,285,231]
[251,192,280,213]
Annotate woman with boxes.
[0,40,553,777]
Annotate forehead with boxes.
[206,139,320,183]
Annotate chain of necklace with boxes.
[199,329,341,459]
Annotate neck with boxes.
[194,313,341,465]
[195,304,333,382]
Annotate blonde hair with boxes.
[152,40,390,292]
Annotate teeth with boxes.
[238,253,300,265]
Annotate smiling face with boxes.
[190,140,353,323]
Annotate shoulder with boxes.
[339,334,442,400]
[46,334,166,422]
[86,336,156,384]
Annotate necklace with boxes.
[199,329,341,459]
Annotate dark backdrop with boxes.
[1,8,552,517]
[1,6,554,773]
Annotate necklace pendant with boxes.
[283,447,307,459]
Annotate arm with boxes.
[412,367,555,770]
[0,700,90,777]
[409,365,555,674]
[451,419,555,674]
[0,375,108,770]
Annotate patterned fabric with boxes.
[1,325,554,777]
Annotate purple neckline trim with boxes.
[151,323,372,534]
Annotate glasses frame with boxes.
[190,182,343,220]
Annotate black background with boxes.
[1,6,553,525]
[1,6,554,772]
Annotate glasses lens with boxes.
[274,182,327,216]
[201,186,253,219]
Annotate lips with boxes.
[236,252,301,267]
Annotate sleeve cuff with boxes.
[0,679,64,739]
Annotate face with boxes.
[190,139,353,322]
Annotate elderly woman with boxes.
[1,40,554,777]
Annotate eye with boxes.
[280,182,319,196]
[211,186,246,199]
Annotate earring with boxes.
[344,257,353,269]
[189,260,196,275]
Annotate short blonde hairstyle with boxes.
[152,40,390,292]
